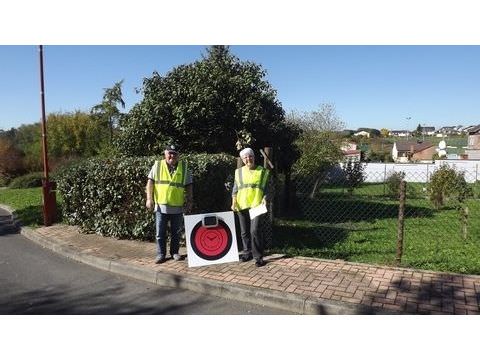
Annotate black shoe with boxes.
[155,256,166,264]
[240,254,253,262]
[255,259,266,267]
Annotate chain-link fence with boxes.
[271,163,480,274]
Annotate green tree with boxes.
[288,103,345,132]
[380,128,390,137]
[0,137,25,182]
[14,123,42,172]
[342,158,366,195]
[91,80,125,143]
[47,111,110,158]
[428,164,472,209]
[414,123,422,138]
[289,103,345,198]
[116,45,298,161]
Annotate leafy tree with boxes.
[386,171,405,198]
[14,123,42,172]
[414,123,422,138]
[288,103,345,132]
[380,128,390,137]
[342,158,366,195]
[91,80,125,143]
[0,137,25,181]
[289,104,345,198]
[428,164,472,209]
[116,45,298,164]
[47,111,110,158]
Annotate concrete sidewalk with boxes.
[9,219,478,315]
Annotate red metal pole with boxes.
[38,45,56,226]
[39,45,49,181]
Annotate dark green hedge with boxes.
[8,172,44,189]
[55,153,236,240]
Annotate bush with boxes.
[0,176,9,187]
[385,171,405,199]
[8,172,44,189]
[427,164,472,209]
[55,153,236,240]
[341,159,366,195]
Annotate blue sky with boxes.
[1,45,480,132]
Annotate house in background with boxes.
[436,126,462,136]
[389,130,411,137]
[420,126,435,135]
[353,130,370,138]
[392,141,436,163]
[341,142,361,161]
[464,125,480,159]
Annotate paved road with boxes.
[0,232,293,314]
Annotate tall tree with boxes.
[47,111,110,158]
[116,45,299,165]
[0,137,24,180]
[288,103,345,132]
[288,103,345,198]
[91,80,125,143]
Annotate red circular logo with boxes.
[190,220,232,260]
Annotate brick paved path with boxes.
[32,224,480,314]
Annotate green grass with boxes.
[0,187,63,226]
[272,183,480,275]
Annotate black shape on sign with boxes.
[190,220,232,261]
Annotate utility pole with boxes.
[39,45,57,226]
[406,117,411,141]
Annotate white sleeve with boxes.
[148,161,158,180]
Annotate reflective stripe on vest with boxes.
[235,165,269,210]
[153,159,186,207]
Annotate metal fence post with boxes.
[383,163,387,196]
[396,180,406,265]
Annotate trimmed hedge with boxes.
[8,172,44,189]
[54,153,236,241]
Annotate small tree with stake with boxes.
[342,158,366,196]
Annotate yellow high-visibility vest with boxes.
[234,165,269,210]
[153,159,187,207]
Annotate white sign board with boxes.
[184,211,239,267]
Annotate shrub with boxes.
[427,164,472,209]
[385,171,405,199]
[341,159,366,195]
[55,153,236,240]
[0,176,9,187]
[8,172,44,189]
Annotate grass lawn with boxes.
[0,187,62,226]
[272,182,480,275]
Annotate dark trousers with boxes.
[237,209,264,260]
[155,212,182,257]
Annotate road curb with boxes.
[18,225,395,314]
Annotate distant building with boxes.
[459,125,476,133]
[392,141,436,163]
[341,142,361,161]
[464,125,480,159]
[353,130,370,138]
[436,126,461,135]
[420,126,435,135]
[389,130,411,137]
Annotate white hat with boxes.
[240,148,254,158]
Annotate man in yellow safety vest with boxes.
[146,144,193,264]
[231,147,270,267]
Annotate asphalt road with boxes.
[0,232,293,315]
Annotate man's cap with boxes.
[165,144,179,153]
